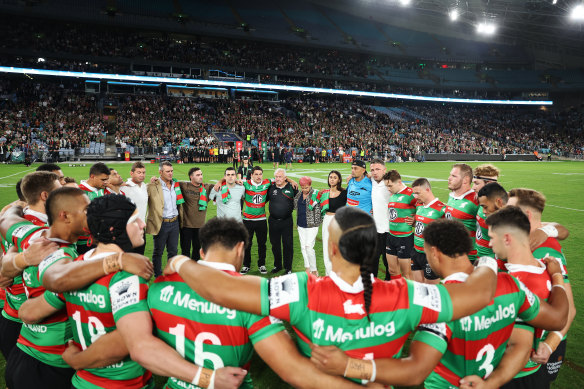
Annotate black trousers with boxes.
[6,347,75,389]
[0,316,22,360]
[180,227,201,261]
[243,220,267,268]
[269,216,294,271]
[375,232,390,279]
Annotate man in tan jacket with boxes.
[147,161,181,276]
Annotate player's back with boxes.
[420,272,540,389]
[149,271,283,389]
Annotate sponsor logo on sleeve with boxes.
[412,283,442,312]
[38,249,66,276]
[110,276,140,314]
[269,274,300,309]
[516,280,536,307]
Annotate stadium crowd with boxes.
[1,80,583,163]
[0,159,574,389]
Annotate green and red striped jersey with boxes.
[242,179,272,220]
[533,237,568,284]
[17,241,77,368]
[41,250,153,389]
[413,198,446,253]
[388,186,417,237]
[506,261,552,377]
[259,272,454,385]
[1,214,47,323]
[417,272,540,388]
[148,261,284,389]
[445,190,480,259]
[78,181,104,250]
[475,207,494,258]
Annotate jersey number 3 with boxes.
[476,343,495,378]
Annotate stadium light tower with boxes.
[476,21,497,35]
[571,4,584,20]
[449,9,459,21]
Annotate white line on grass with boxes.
[547,205,584,212]
[0,168,35,180]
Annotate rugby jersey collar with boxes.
[329,271,375,294]
[23,207,48,224]
[47,237,71,244]
[397,185,408,194]
[449,189,474,200]
[198,260,236,272]
[442,272,469,283]
[504,261,546,274]
[80,180,98,193]
[83,249,118,261]
[423,198,440,209]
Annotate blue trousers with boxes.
[152,219,179,277]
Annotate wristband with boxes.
[370,360,376,383]
[476,256,498,275]
[542,342,553,354]
[552,331,564,341]
[344,358,373,382]
[552,284,565,291]
[170,256,190,273]
[192,367,202,386]
[21,250,31,266]
[208,370,216,389]
[103,254,120,274]
[117,252,123,271]
[539,224,558,238]
[12,254,24,272]
[198,368,213,388]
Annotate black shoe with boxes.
[284,269,292,275]
[270,267,282,274]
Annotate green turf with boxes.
[0,160,582,388]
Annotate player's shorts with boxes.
[0,315,22,359]
[386,234,414,259]
[535,338,566,383]
[501,368,549,389]
[410,250,439,280]
[5,346,75,389]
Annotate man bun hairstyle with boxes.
[199,217,249,252]
[334,206,377,321]
[424,219,472,257]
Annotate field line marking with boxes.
[0,168,35,180]
[547,205,584,212]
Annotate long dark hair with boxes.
[328,170,343,191]
[334,206,377,320]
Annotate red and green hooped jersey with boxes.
[533,237,569,284]
[17,242,77,368]
[388,187,417,237]
[445,190,479,258]
[310,189,330,215]
[2,219,48,323]
[242,179,272,220]
[475,207,494,258]
[417,272,540,388]
[149,266,285,389]
[506,262,552,377]
[78,182,104,249]
[259,272,454,384]
[41,251,152,389]
[413,199,446,253]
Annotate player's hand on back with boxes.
[542,255,562,277]
[120,253,154,280]
[150,176,158,184]
[530,342,552,364]
[0,273,13,288]
[25,237,59,266]
[309,344,348,376]
[214,366,247,389]
[459,375,489,389]
[62,339,84,370]
[0,200,27,216]
[529,228,548,251]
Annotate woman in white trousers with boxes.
[294,177,321,275]
[321,171,347,275]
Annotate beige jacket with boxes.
[146,179,179,235]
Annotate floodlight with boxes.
[399,0,411,6]
[552,0,557,4]
[476,22,497,35]
[37,58,45,63]
[449,9,459,21]
[571,4,584,20]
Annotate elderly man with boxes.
[147,161,181,277]
[268,168,298,274]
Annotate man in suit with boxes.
[147,161,182,276]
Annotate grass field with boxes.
[0,160,582,388]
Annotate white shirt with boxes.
[371,179,390,233]
[124,178,148,223]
